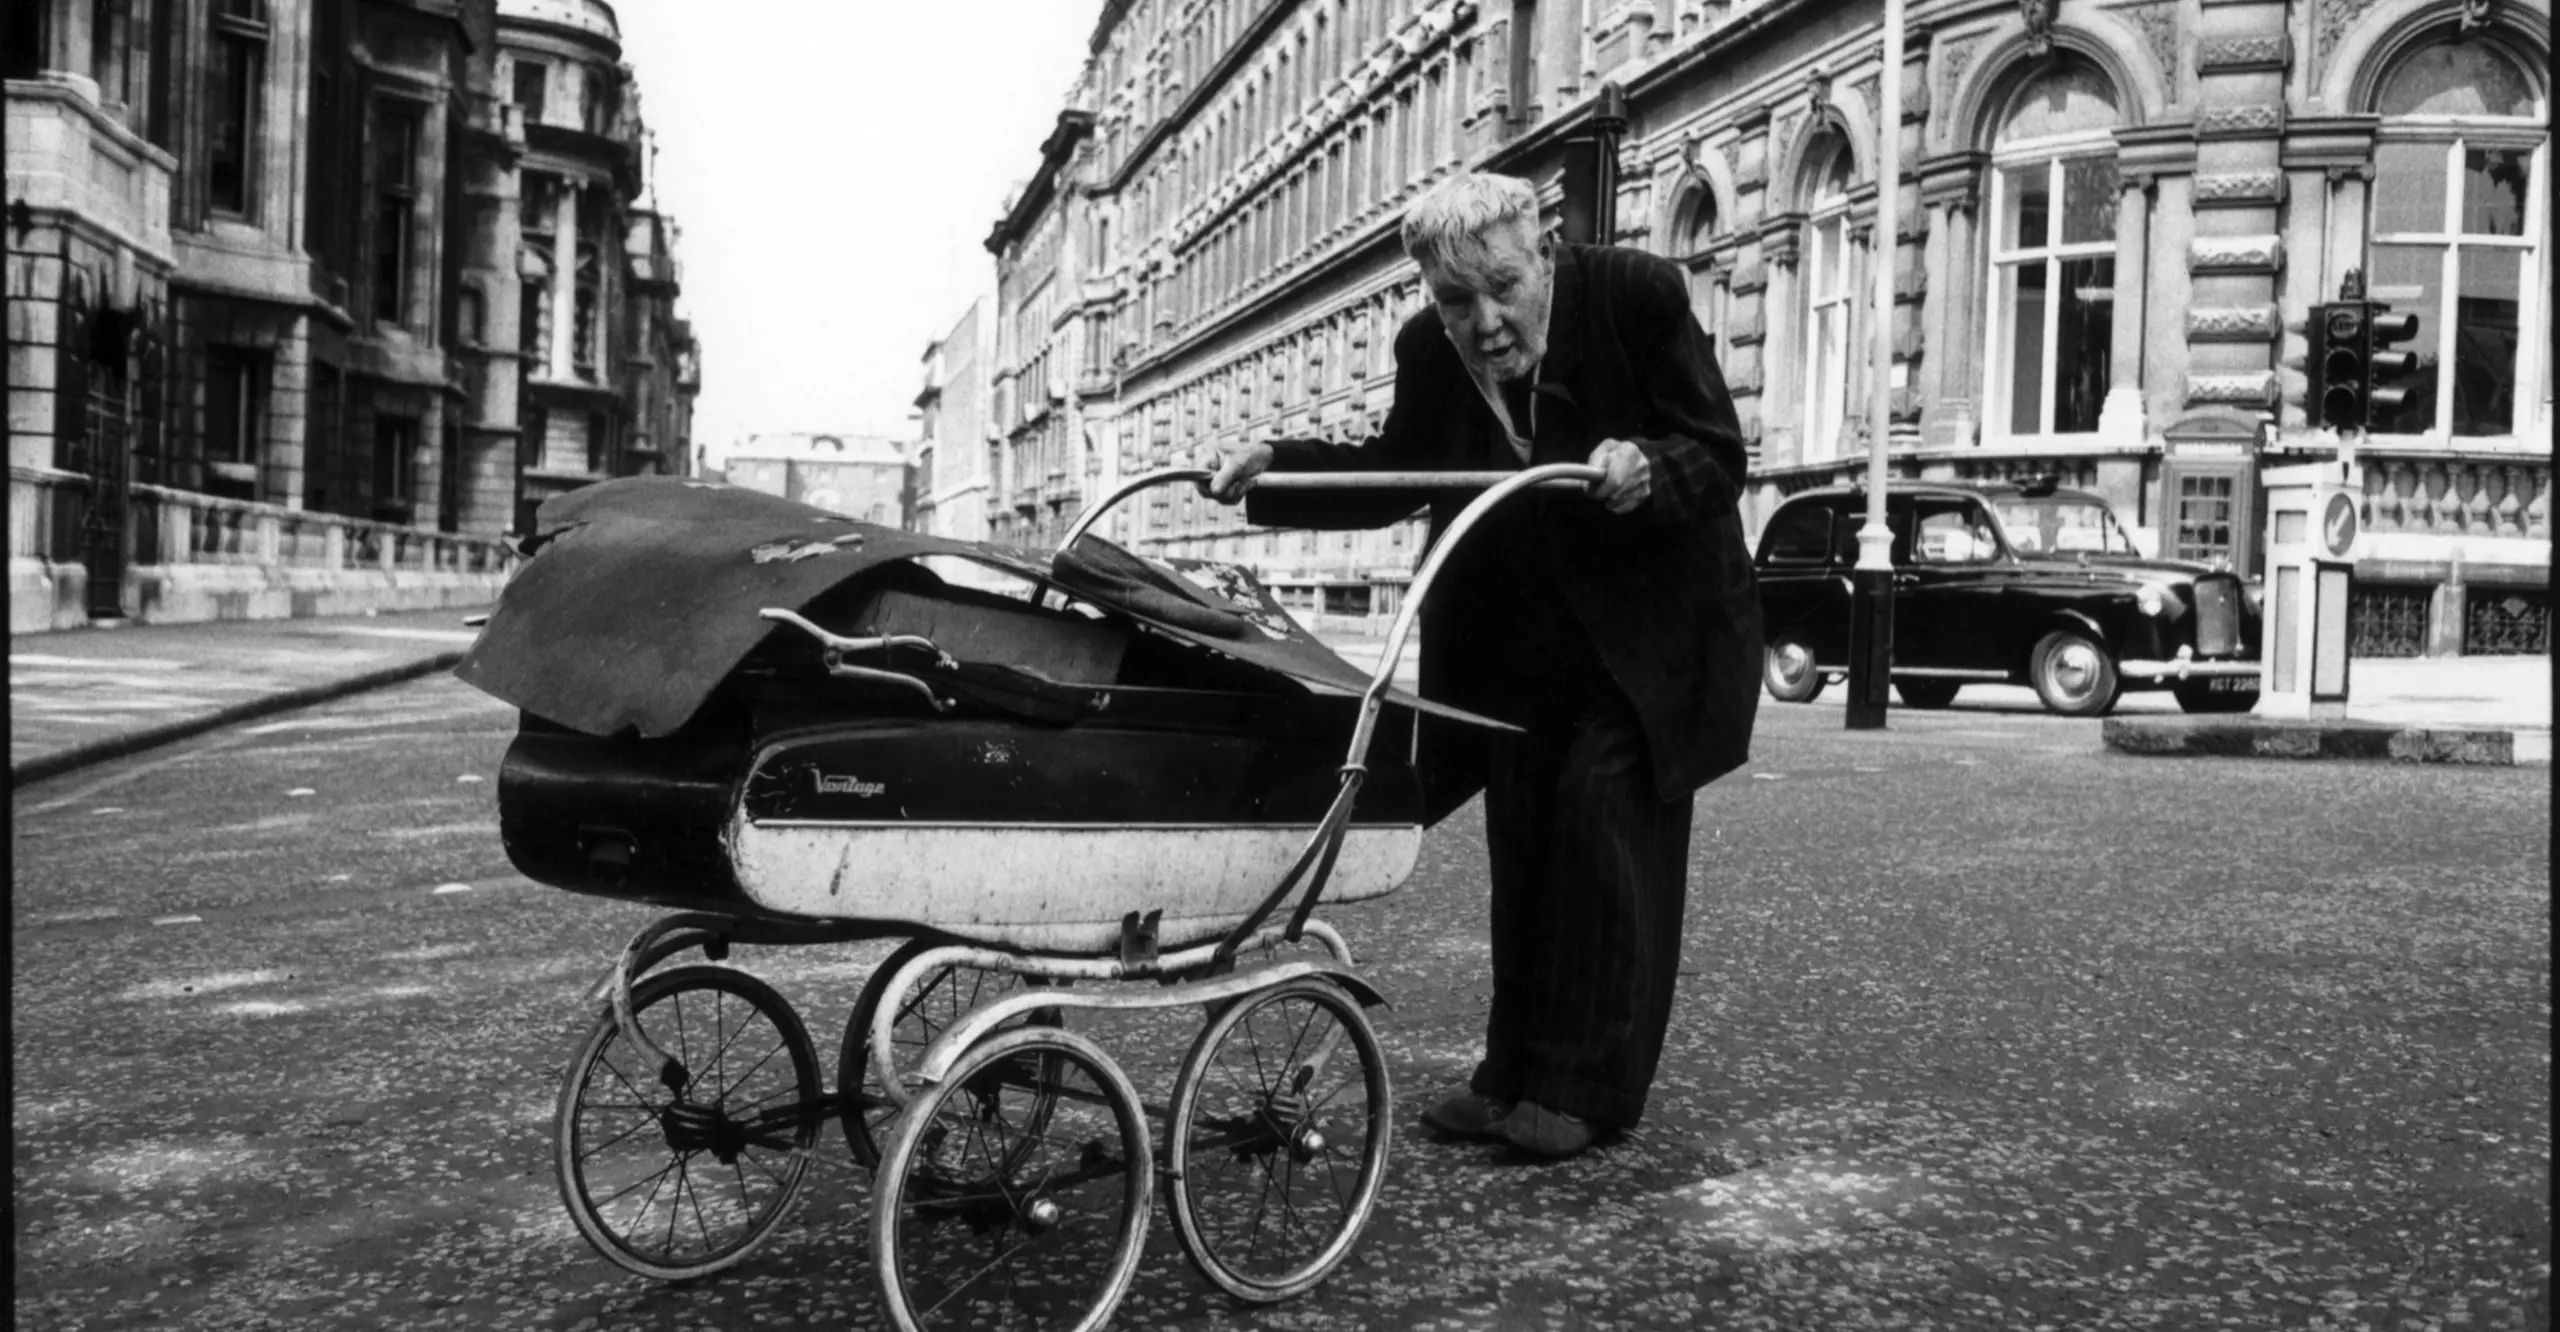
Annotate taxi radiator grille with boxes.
[2194,577,2241,657]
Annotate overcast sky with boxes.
[610,2,1100,464]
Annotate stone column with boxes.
[2097,172,2154,449]
[1932,194,1979,450]
[547,185,576,391]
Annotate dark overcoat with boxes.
[1246,242,1763,823]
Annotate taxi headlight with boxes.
[2136,584,2169,617]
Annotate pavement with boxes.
[8,607,493,787]
[7,607,2549,787]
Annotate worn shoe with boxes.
[1496,1101,1597,1158]
[1418,1090,1513,1140]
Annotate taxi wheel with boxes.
[2029,631,2120,717]
[1764,637,1826,703]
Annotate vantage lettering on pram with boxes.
[811,772,887,798]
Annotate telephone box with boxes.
[2258,461,2362,720]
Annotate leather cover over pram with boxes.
[455,476,1503,739]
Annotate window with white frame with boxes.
[1982,63,2122,440]
[2364,33,2548,440]
[1800,141,1859,462]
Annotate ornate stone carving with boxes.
[1805,64,1833,118]
[2186,305,2281,342]
[2193,170,2286,206]
[2021,0,2060,57]
[2459,0,2498,30]
[2315,0,2389,62]
[2108,1,2182,81]
[2198,105,2284,138]
[2185,371,2278,407]
[2189,235,2284,273]
[2325,162,2376,185]
[1858,75,1880,127]
[2198,34,2289,73]
[1941,38,1981,114]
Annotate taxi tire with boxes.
[2029,630,2121,717]
[1764,636,1826,704]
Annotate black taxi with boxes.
[1753,478,2264,716]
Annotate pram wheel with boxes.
[1165,975,1391,1302]
[873,1026,1151,1332]
[839,941,1061,1168]
[554,964,820,1281]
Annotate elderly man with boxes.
[1203,171,1761,1157]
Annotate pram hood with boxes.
[455,476,1505,739]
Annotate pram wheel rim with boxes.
[553,964,820,1282]
[872,1025,1151,1332]
[1165,974,1393,1302]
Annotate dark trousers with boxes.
[1467,683,1695,1128]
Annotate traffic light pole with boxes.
[1845,0,1904,731]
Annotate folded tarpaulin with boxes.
[454,475,1508,738]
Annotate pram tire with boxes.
[1164,975,1392,1302]
[554,964,820,1281]
[838,940,1060,1169]
[873,1025,1151,1332]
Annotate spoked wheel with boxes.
[873,1026,1151,1332]
[554,964,821,1281]
[840,940,1060,1169]
[1165,976,1392,1303]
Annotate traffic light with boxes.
[2364,305,2424,431]
[2320,302,2373,431]
[2281,303,2330,428]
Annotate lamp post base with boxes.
[1845,570,1894,730]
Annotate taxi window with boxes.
[1913,502,2001,563]
[1760,504,1834,564]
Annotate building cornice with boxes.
[987,110,1100,255]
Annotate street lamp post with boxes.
[1844,1,1904,730]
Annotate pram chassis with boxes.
[550,462,1604,1330]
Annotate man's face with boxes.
[1421,219,1555,383]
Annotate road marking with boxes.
[1751,772,1786,781]
[9,654,190,670]
[286,788,317,797]
[20,732,252,812]
[151,915,204,926]
[433,883,472,894]
[313,626,482,644]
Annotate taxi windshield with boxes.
[1990,497,2140,556]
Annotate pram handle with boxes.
[1062,466,1602,550]
[757,608,958,712]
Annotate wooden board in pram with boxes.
[457,476,1513,954]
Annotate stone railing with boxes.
[129,484,518,576]
[9,465,92,566]
[2357,450,2550,544]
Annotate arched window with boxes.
[2365,33,2548,439]
[1799,138,1859,462]
[1677,185,1731,364]
[1982,61,2122,440]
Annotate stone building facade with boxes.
[723,432,913,528]
[5,0,697,630]
[985,111,1109,552]
[914,298,994,540]
[1013,0,2547,654]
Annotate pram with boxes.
[459,462,1602,1330]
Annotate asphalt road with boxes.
[12,676,2550,1330]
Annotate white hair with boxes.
[1400,173,1542,280]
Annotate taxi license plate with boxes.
[2205,676,2254,693]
